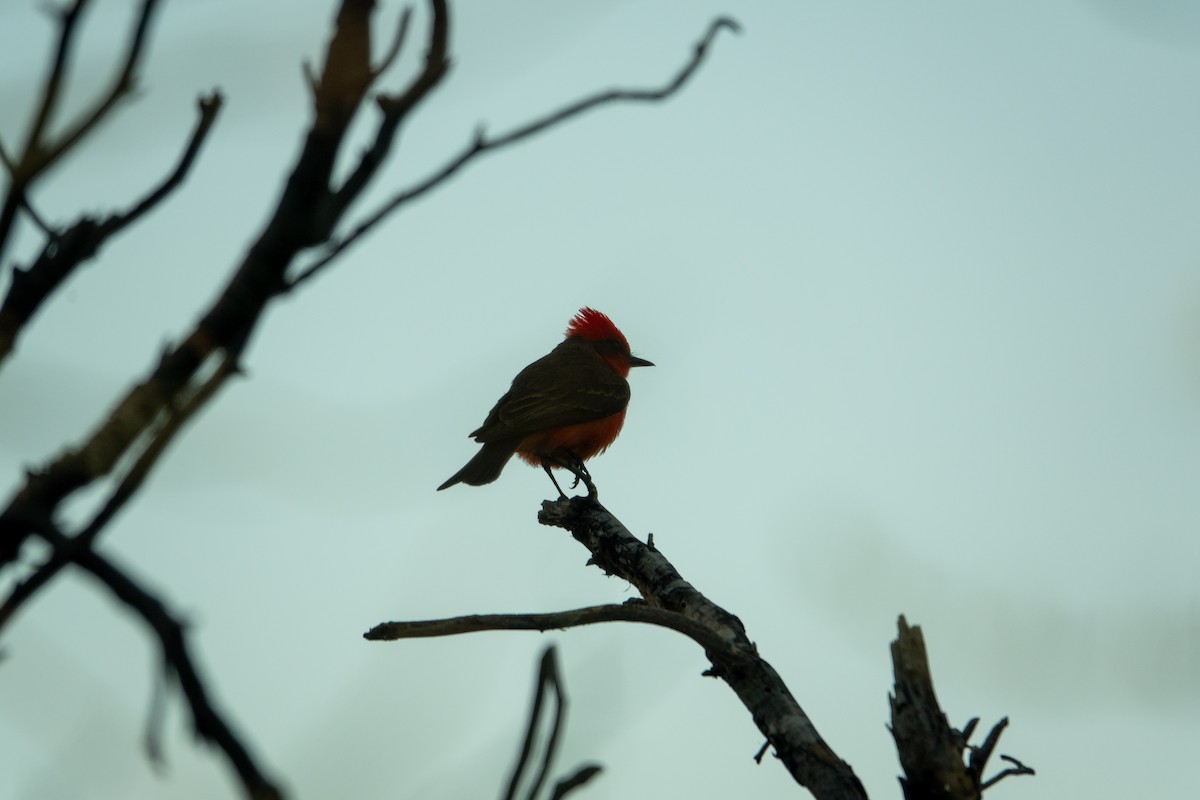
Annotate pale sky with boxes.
[1,1,1198,799]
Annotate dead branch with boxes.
[889,616,1034,799]
[0,93,223,364]
[537,497,867,800]
[496,646,602,800]
[0,0,165,263]
[365,603,735,654]
[17,513,283,800]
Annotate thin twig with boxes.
[968,717,1009,781]
[112,92,224,231]
[981,754,1036,790]
[320,0,449,231]
[19,0,91,165]
[372,6,414,78]
[289,16,740,288]
[549,765,603,800]
[0,0,89,260]
[36,0,164,170]
[0,0,164,263]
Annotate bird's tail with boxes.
[437,438,522,490]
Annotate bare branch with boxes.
[288,15,740,288]
[980,755,1036,790]
[0,0,88,260]
[889,616,1034,799]
[16,0,90,171]
[35,0,164,171]
[372,5,414,78]
[0,93,224,366]
[365,603,735,654]
[502,647,565,800]
[0,355,238,633]
[549,765,603,800]
[318,0,450,234]
[16,514,283,800]
[890,615,977,799]
[0,0,165,262]
[113,92,224,231]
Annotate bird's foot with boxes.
[543,454,598,500]
[564,452,598,499]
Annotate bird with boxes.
[437,308,653,497]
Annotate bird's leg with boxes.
[541,453,597,499]
[541,462,568,498]
[562,451,597,499]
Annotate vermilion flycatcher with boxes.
[437,308,653,497]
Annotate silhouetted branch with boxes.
[16,514,282,800]
[288,15,741,288]
[500,646,600,800]
[372,6,415,78]
[365,603,733,652]
[890,616,1034,799]
[537,497,867,800]
[369,496,867,799]
[0,355,238,633]
[118,93,224,227]
[0,92,223,365]
[318,0,449,231]
[550,765,603,800]
[980,755,1036,790]
[503,647,565,800]
[0,0,165,263]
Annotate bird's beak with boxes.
[628,355,654,368]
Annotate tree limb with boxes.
[16,514,283,800]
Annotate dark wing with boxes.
[470,340,630,442]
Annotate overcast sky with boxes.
[1,1,1198,799]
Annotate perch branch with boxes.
[543,498,865,799]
